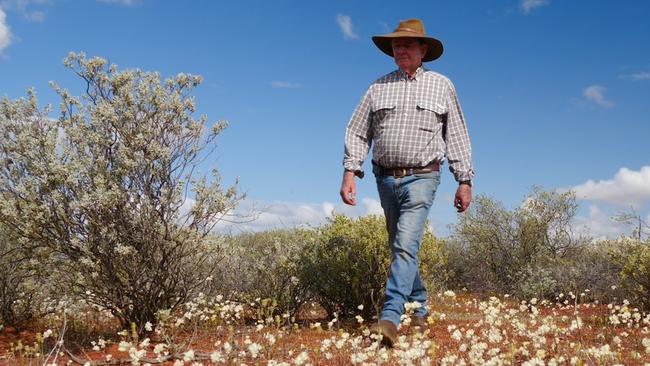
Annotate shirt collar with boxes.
[398,65,426,80]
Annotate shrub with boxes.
[207,229,312,318]
[447,189,589,299]
[0,53,242,335]
[558,239,624,303]
[298,214,446,319]
[610,237,650,309]
[0,226,51,328]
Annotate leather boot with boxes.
[369,319,398,347]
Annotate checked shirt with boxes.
[343,66,474,182]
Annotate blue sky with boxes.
[1,0,649,238]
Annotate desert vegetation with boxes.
[2,54,650,365]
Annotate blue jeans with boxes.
[375,170,441,326]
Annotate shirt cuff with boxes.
[454,170,474,183]
[344,161,363,174]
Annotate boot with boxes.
[369,319,398,347]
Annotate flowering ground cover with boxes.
[2,291,650,365]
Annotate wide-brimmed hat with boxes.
[372,19,443,62]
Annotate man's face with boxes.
[391,37,428,72]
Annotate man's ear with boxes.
[420,43,429,58]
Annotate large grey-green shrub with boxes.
[0,53,242,334]
[0,225,51,327]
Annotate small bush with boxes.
[611,237,650,310]
[447,189,590,299]
[208,229,311,318]
[298,214,446,319]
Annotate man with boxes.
[340,19,474,346]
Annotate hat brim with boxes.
[372,32,443,62]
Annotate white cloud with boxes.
[520,0,549,14]
[624,72,650,81]
[573,204,629,240]
[362,197,384,216]
[213,198,384,233]
[23,9,42,21]
[1,0,50,22]
[583,85,615,108]
[322,201,334,217]
[567,166,650,208]
[270,81,301,89]
[0,8,11,54]
[336,14,358,40]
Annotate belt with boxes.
[374,162,440,178]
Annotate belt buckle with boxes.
[394,168,407,178]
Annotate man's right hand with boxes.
[340,170,357,205]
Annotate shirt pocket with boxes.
[372,100,397,115]
[371,100,397,134]
[415,100,446,133]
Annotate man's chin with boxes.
[395,62,410,69]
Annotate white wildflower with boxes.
[183,349,195,361]
[452,329,462,341]
[248,343,262,358]
[643,337,650,354]
[129,347,147,363]
[153,343,166,355]
[210,350,224,363]
[265,333,277,346]
[293,350,309,365]
[118,341,132,352]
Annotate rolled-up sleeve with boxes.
[445,82,474,182]
[343,89,373,175]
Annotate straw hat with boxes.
[372,19,444,62]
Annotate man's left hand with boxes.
[454,184,472,213]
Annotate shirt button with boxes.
[404,113,408,117]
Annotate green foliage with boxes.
[610,237,650,309]
[562,239,624,303]
[208,229,312,318]
[448,188,588,299]
[298,214,446,319]
[0,52,242,335]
